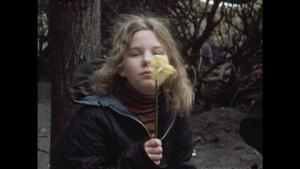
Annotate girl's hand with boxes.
[144,138,163,165]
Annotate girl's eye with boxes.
[153,52,163,55]
[130,53,140,57]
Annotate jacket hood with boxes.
[73,94,126,111]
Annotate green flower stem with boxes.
[155,79,159,138]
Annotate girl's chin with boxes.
[140,90,155,96]
[143,79,165,88]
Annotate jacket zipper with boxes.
[109,106,152,137]
[109,106,175,140]
[160,116,175,140]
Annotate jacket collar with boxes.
[73,94,129,115]
[74,94,175,139]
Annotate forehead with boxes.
[129,30,164,49]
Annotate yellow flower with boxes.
[151,54,176,80]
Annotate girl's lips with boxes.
[140,71,152,75]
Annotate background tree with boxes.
[100,0,262,110]
[48,0,101,168]
[38,0,50,81]
[196,0,262,108]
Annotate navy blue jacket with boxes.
[52,94,196,169]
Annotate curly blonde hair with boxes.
[90,14,194,113]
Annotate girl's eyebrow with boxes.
[129,47,142,51]
[153,47,166,53]
[153,46,164,50]
[128,46,165,52]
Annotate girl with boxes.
[52,14,196,169]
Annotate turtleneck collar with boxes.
[114,80,156,113]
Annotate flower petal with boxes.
[151,54,176,80]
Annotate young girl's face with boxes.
[119,30,169,95]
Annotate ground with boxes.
[38,82,262,169]
[190,107,262,169]
[38,82,51,169]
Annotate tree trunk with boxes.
[48,0,101,168]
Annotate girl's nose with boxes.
[142,52,152,66]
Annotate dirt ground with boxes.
[38,82,262,169]
[190,107,262,169]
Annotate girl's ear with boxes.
[118,68,126,77]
